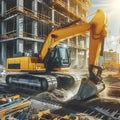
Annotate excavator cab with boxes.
[45,44,71,71]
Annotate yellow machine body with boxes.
[6,10,107,73]
[6,56,45,72]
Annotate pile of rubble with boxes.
[0,95,101,120]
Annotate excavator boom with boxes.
[40,23,90,61]
[40,9,107,64]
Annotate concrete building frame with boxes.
[0,0,91,68]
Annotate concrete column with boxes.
[17,0,23,11]
[84,39,87,67]
[1,0,6,35]
[32,0,38,52]
[1,42,6,66]
[32,21,38,38]
[16,0,26,46]
[1,21,6,35]
[67,39,70,46]
[67,18,70,46]
[32,0,38,37]
[52,6,55,29]
[1,0,7,66]
[76,4,79,16]
[68,0,70,10]
[67,0,70,46]
[1,0,6,16]
[34,42,38,53]
[75,37,79,67]
[16,39,24,53]
[16,15,24,37]
[32,0,38,16]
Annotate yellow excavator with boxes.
[103,61,120,71]
[6,9,107,100]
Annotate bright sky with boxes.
[89,0,120,52]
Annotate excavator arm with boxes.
[89,10,107,65]
[40,9,107,65]
[89,10,107,84]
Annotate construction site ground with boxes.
[0,69,120,119]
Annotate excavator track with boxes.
[6,71,105,101]
[6,73,57,91]
[6,72,79,91]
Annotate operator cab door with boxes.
[45,45,71,71]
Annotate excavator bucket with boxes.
[74,78,97,100]
[37,74,105,102]
[74,78,105,100]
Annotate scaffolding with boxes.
[50,0,90,21]
[0,0,91,68]
[0,5,53,40]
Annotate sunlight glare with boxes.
[112,0,120,11]
[91,0,120,49]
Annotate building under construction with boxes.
[0,0,91,67]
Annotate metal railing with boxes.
[0,30,17,40]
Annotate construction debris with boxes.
[0,95,102,120]
[0,95,31,120]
